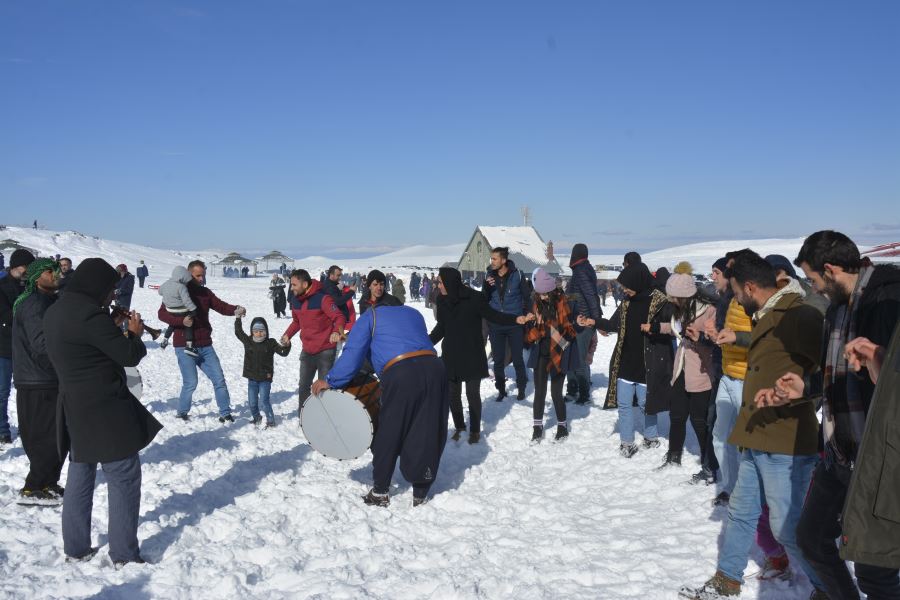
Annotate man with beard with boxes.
[776,231,900,600]
[482,247,530,401]
[57,257,73,293]
[358,270,402,315]
[12,258,65,504]
[680,251,825,599]
[323,265,357,323]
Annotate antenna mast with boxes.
[521,205,531,226]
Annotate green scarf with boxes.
[13,258,59,315]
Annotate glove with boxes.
[234,306,247,318]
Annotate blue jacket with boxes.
[136,265,149,278]
[326,305,434,388]
[565,260,602,322]
[483,260,529,317]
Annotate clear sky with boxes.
[2,1,898,257]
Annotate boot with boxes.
[362,489,390,507]
[619,443,639,458]
[468,431,481,444]
[758,553,791,581]
[450,429,465,442]
[531,425,543,443]
[642,437,660,449]
[655,450,682,470]
[678,570,741,598]
[554,425,568,441]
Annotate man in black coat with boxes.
[430,268,531,444]
[135,261,149,288]
[114,263,135,310]
[12,258,65,504]
[44,258,162,565]
[0,248,34,445]
[323,265,356,322]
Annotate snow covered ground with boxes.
[1,276,821,600]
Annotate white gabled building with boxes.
[457,225,562,282]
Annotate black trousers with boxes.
[668,379,709,459]
[488,324,527,391]
[797,461,900,600]
[372,356,449,499]
[532,358,566,424]
[703,383,720,472]
[16,386,65,491]
[449,378,481,433]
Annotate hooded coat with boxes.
[44,258,162,463]
[0,274,24,358]
[234,317,291,381]
[429,268,518,381]
[597,263,677,413]
[158,276,238,348]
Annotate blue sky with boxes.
[2,1,898,257]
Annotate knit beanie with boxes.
[665,273,698,298]
[712,257,728,273]
[366,269,386,287]
[10,248,36,270]
[673,261,694,275]
[66,258,119,306]
[569,243,589,267]
[13,258,59,314]
[764,254,797,279]
[532,267,556,294]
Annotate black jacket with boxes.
[12,290,58,387]
[322,278,355,321]
[235,317,291,381]
[114,273,135,308]
[840,321,900,568]
[0,275,25,358]
[566,260,603,323]
[430,278,518,381]
[44,290,161,463]
[358,291,402,315]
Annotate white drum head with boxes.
[125,367,143,400]
[301,389,374,460]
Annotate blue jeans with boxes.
[248,379,274,422]
[718,449,821,588]
[175,346,231,417]
[566,327,594,402]
[712,375,744,495]
[616,379,657,444]
[0,356,12,437]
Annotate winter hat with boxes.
[673,261,694,275]
[569,243,589,267]
[365,269,386,288]
[532,267,556,294]
[12,258,59,315]
[712,257,728,273]
[665,273,698,298]
[9,248,36,270]
[67,258,119,306]
[251,322,267,332]
[764,254,797,279]
[438,267,463,304]
[617,263,653,295]
[116,263,127,272]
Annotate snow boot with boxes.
[689,467,716,485]
[468,431,480,444]
[642,437,661,449]
[362,489,390,507]
[655,450,682,470]
[530,426,544,443]
[620,443,639,458]
[250,415,263,426]
[678,571,741,599]
[218,414,235,424]
[554,425,569,442]
[758,553,791,581]
[450,429,465,442]
[412,496,429,507]
[17,488,63,507]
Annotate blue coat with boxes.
[483,260,529,317]
[565,260,602,323]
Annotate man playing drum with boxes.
[311,305,449,507]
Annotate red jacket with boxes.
[283,280,346,354]
[157,284,237,348]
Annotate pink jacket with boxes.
[661,302,717,393]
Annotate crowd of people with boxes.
[1,230,898,600]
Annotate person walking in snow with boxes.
[269,274,287,318]
[524,268,578,443]
[235,317,291,427]
[113,264,135,311]
[135,261,149,288]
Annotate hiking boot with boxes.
[362,489,390,507]
[175,412,190,421]
[66,547,99,563]
[655,451,682,470]
[17,488,63,507]
[554,425,569,441]
[0,433,12,445]
[218,414,235,424]
[250,415,263,426]
[678,571,741,599]
[531,426,544,443]
[412,496,429,507]
[468,431,481,444]
[113,556,146,569]
[712,492,730,507]
[758,553,791,581]
[450,429,465,442]
[689,467,716,486]
[642,437,660,449]
[620,443,639,458]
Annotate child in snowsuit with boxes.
[159,266,198,356]
[525,267,578,443]
[235,317,291,427]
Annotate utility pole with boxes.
[521,205,531,226]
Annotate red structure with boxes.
[862,242,900,258]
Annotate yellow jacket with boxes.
[722,297,752,380]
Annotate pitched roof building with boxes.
[457,226,562,280]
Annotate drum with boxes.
[301,373,381,460]
[125,366,143,400]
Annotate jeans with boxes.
[248,379,274,422]
[63,454,142,563]
[566,327,594,402]
[712,375,744,495]
[298,348,336,407]
[797,461,900,599]
[616,379,657,444]
[717,449,821,588]
[175,346,231,417]
[0,357,11,437]
[488,324,527,391]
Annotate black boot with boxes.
[554,425,569,441]
[450,428,465,442]
[531,425,543,443]
[655,450,682,470]
[362,489,390,507]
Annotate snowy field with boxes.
[0,277,821,600]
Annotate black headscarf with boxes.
[617,263,653,295]
[569,243,589,267]
[653,266,671,292]
[438,267,463,304]
[66,257,119,306]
